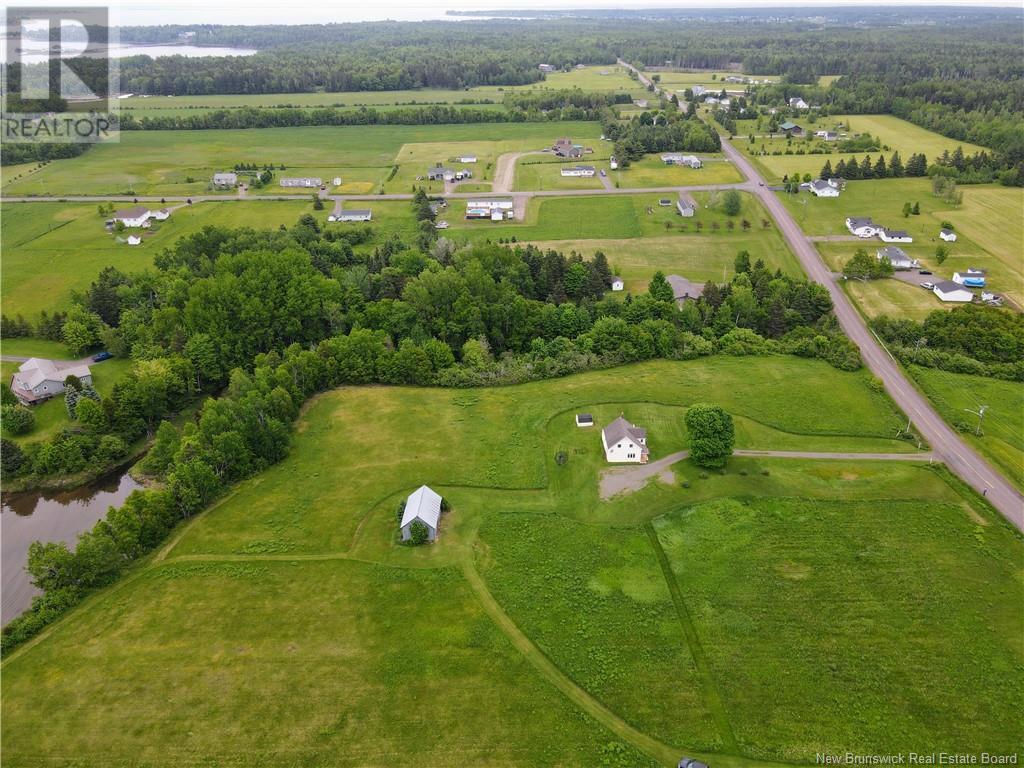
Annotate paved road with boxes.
[620,57,1023,530]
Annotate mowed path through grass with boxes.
[4,357,1020,766]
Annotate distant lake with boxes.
[5,41,257,64]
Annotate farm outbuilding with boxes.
[400,485,443,542]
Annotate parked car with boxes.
[599,169,607,177]
[920,282,935,290]
[918,269,933,275]
[92,351,113,362]
[678,759,709,768]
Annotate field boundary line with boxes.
[645,522,740,754]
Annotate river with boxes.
[1,470,142,625]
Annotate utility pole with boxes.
[913,336,928,362]
[964,405,988,437]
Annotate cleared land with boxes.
[742,115,988,182]
[0,122,601,197]
[610,155,743,188]
[908,365,1023,491]
[3,356,1017,766]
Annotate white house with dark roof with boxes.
[560,165,596,177]
[846,217,881,238]
[212,172,237,188]
[10,358,92,405]
[400,485,443,541]
[877,246,917,270]
[601,415,649,464]
[809,179,841,197]
[789,97,809,110]
[280,177,321,188]
[939,228,957,242]
[126,234,142,246]
[111,206,151,228]
[661,153,703,168]
[677,196,697,217]
[336,209,372,222]
[933,281,974,303]
[879,229,913,244]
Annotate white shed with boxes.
[610,276,624,291]
[400,485,443,541]
[933,281,974,303]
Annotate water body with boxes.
[5,42,257,65]
[1,470,142,625]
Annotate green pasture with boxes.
[3,355,1017,766]
[908,365,1024,491]
[741,114,988,182]
[610,154,743,188]
[514,159,607,192]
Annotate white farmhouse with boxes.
[111,206,151,228]
[601,415,649,464]
[400,485,443,542]
[10,358,92,405]
[876,246,918,270]
[879,229,913,244]
[808,178,841,197]
[933,281,974,303]
[845,217,881,238]
[939,228,958,242]
[789,97,809,110]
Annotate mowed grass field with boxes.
[908,365,1024,490]
[1,200,319,316]
[4,357,1020,766]
[742,114,988,182]
[610,155,743,188]
[781,180,1023,308]
[0,122,602,197]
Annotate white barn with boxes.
[400,485,443,542]
[601,415,649,464]
[10,358,92,405]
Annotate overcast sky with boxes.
[9,0,1020,26]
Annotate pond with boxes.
[1,470,142,625]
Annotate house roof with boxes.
[401,485,442,531]
[940,228,955,236]
[810,179,834,192]
[847,217,874,228]
[883,229,910,238]
[610,275,623,283]
[576,413,593,422]
[934,280,971,294]
[666,274,705,300]
[603,415,647,447]
[339,209,372,217]
[113,206,150,220]
[13,358,91,389]
[779,121,800,130]
[878,245,909,260]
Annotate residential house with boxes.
[10,358,92,405]
[814,130,838,141]
[789,97,809,110]
[538,63,555,73]
[939,229,957,242]
[633,99,649,108]
[465,199,515,220]
[953,268,986,287]
[111,206,152,228]
[280,177,321,187]
[933,281,974,303]
[610,276,624,291]
[778,121,804,137]
[808,178,841,197]
[876,245,918,270]
[336,209,372,222]
[427,167,454,181]
[212,172,238,188]
[152,208,170,221]
[846,217,881,238]
[560,165,596,177]
[400,485,443,542]
[879,229,913,244]
[553,138,584,158]
[665,274,705,304]
[661,153,702,168]
[601,415,649,464]
[676,197,697,217]
[575,413,594,428]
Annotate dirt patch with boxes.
[775,561,812,580]
[841,471,859,481]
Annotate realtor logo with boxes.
[3,6,118,143]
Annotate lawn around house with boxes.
[3,356,1020,767]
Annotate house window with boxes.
[628,453,635,458]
